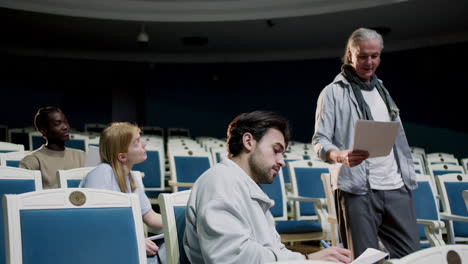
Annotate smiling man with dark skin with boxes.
[20,106,85,189]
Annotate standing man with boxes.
[184,110,351,264]
[312,28,420,259]
[20,106,85,189]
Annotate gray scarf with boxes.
[341,64,399,120]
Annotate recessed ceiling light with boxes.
[137,24,149,43]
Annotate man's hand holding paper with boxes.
[329,149,370,167]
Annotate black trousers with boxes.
[336,186,421,260]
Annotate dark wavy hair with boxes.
[34,106,63,131]
[227,110,290,157]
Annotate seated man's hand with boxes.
[307,247,352,263]
[145,239,159,256]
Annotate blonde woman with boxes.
[80,122,165,264]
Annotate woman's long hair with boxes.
[99,122,138,193]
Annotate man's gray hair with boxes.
[342,28,384,64]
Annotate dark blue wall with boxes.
[1,41,467,157]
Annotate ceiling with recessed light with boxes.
[1,0,467,62]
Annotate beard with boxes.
[248,150,278,184]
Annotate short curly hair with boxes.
[226,110,290,157]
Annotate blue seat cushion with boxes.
[445,182,468,237]
[174,156,210,191]
[433,170,463,176]
[282,159,300,184]
[420,243,431,249]
[294,167,328,216]
[276,220,322,234]
[32,136,45,150]
[260,177,285,218]
[6,160,20,167]
[134,151,162,189]
[66,179,82,188]
[174,206,190,264]
[413,182,439,239]
[66,140,86,151]
[20,207,140,264]
[1,179,37,264]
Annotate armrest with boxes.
[440,213,468,222]
[168,181,194,188]
[287,195,326,206]
[416,218,446,247]
[287,195,329,231]
[417,219,445,229]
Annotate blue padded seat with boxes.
[174,206,190,264]
[261,170,325,242]
[444,182,468,237]
[420,244,431,249]
[282,159,300,184]
[260,179,284,218]
[66,179,82,188]
[134,150,162,189]
[276,221,323,234]
[430,162,458,165]
[0,150,15,153]
[20,207,139,264]
[294,167,328,216]
[6,160,20,167]
[413,182,439,241]
[174,156,210,191]
[31,135,45,150]
[66,140,86,151]
[433,170,464,176]
[0,179,37,264]
[0,180,36,196]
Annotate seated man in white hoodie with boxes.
[184,110,351,264]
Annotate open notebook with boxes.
[352,248,388,264]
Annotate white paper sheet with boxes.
[147,233,164,241]
[352,120,400,158]
[351,248,388,264]
[84,145,101,167]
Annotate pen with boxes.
[320,240,330,248]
